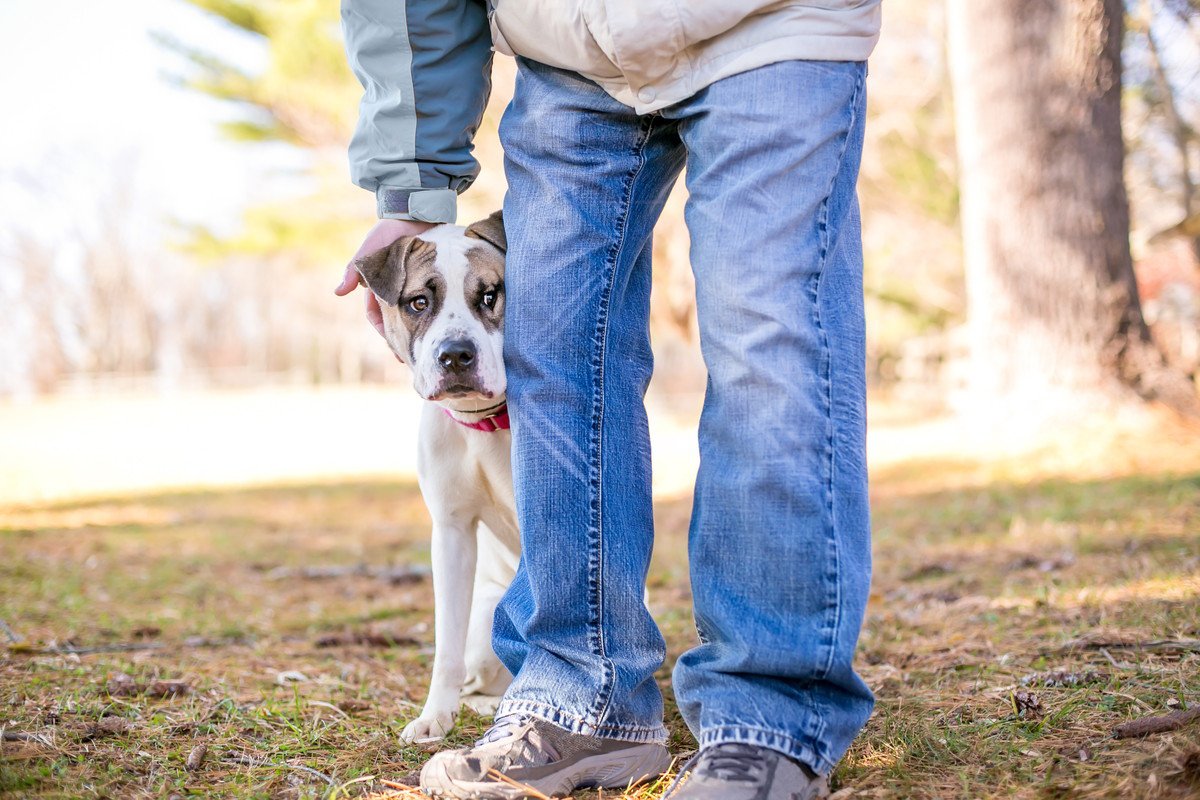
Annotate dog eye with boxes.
[481,290,497,309]
[407,296,429,313]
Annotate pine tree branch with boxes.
[178,0,269,36]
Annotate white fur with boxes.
[403,404,520,742]
[388,225,506,405]
[369,224,520,744]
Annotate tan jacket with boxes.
[493,0,882,114]
[342,0,882,222]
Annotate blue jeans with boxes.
[492,57,874,776]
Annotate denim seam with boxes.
[584,113,656,729]
[495,699,668,744]
[699,723,835,776]
[811,68,863,683]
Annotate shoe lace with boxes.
[474,714,533,747]
[694,743,771,783]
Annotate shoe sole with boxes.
[422,742,672,799]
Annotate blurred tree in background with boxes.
[856,1,962,393]
[155,0,367,269]
[33,0,1176,407]
[1125,1,1200,378]
[1128,0,1200,251]
[948,0,1197,419]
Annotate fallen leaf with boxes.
[145,680,190,698]
[1011,690,1045,720]
[105,674,189,698]
[105,674,139,697]
[186,743,208,772]
[335,699,371,713]
[83,716,129,740]
[1021,669,1106,688]
[99,717,127,734]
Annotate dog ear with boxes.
[464,210,506,253]
[354,237,419,306]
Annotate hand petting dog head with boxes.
[356,212,507,409]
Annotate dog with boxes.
[354,211,519,743]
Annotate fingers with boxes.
[337,219,433,296]
[334,263,361,296]
[339,218,437,336]
[364,290,385,337]
[337,252,384,338]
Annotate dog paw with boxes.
[462,693,503,715]
[400,712,456,745]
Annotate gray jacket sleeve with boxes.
[342,0,493,223]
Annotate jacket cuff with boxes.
[376,187,458,223]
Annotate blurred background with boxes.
[0,0,1197,496]
[2,4,1200,797]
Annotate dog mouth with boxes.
[430,383,494,401]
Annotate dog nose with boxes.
[437,339,476,373]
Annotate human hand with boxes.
[336,218,436,336]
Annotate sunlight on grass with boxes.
[2,393,1199,798]
[1064,576,1200,608]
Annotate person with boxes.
[335,2,881,797]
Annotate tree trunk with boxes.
[946,0,1198,418]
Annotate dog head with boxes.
[355,211,507,410]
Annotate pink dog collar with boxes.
[442,405,510,432]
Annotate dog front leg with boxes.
[400,517,477,743]
[462,526,517,705]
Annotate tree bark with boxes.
[946,0,1198,418]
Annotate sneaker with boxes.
[662,743,829,800]
[419,713,672,799]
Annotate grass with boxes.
[2,414,1199,798]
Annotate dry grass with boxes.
[1,402,1198,799]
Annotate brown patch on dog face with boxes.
[465,245,505,333]
[464,210,506,253]
[354,236,446,363]
[392,240,445,363]
[354,237,421,307]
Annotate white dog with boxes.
[355,211,519,743]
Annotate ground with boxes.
[1,392,1198,799]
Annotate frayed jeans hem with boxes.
[699,724,835,776]
[495,698,668,744]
